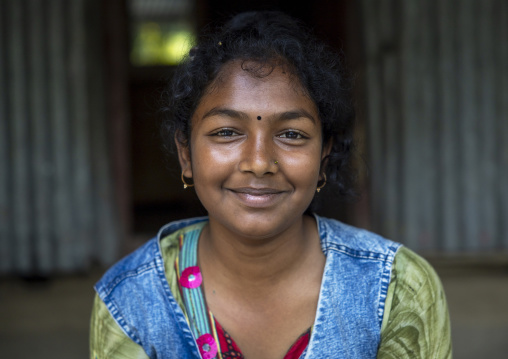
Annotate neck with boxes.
[198,215,319,289]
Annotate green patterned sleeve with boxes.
[89,294,150,359]
[378,246,452,358]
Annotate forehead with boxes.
[213,60,302,90]
[194,61,317,116]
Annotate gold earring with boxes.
[181,172,194,189]
[274,160,278,165]
[316,173,327,193]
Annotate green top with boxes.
[90,225,452,358]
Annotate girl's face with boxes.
[177,62,329,239]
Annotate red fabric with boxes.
[282,328,311,359]
[214,318,310,359]
[214,319,244,358]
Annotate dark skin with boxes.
[198,217,325,359]
[177,61,329,359]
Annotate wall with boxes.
[362,0,508,252]
[0,0,119,274]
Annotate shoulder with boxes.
[90,294,149,359]
[92,217,209,354]
[96,217,208,297]
[391,246,446,305]
[379,246,452,358]
[316,215,401,259]
[95,238,159,297]
[95,235,161,294]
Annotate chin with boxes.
[216,211,305,240]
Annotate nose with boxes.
[238,134,278,177]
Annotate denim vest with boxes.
[95,216,401,358]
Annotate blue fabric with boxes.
[95,216,401,358]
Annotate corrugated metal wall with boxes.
[0,0,119,274]
[362,0,508,252]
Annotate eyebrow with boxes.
[278,109,316,124]
[201,107,316,123]
[201,108,248,121]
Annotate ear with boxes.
[175,132,192,178]
[319,139,333,177]
[321,139,333,162]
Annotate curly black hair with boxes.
[162,11,356,199]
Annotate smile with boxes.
[227,187,287,208]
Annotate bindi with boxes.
[257,116,262,120]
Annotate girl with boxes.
[90,11,451,359]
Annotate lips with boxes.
[230,187,284,195]
[227,187,288,207]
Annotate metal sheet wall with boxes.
[0,0,119,274]
[362,0,508,252]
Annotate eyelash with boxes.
[210,129,309,140]
[211,128,239,137]
[277,130,308,140]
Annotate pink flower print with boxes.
[197,333,218,359]
[180,266,202,289]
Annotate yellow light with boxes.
[163,31,194,65]
[131,22,195,66]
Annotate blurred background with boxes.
[0,0,507,357]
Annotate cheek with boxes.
[191,142,238,179]
[282,150,322,185]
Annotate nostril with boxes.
[238,150,279,176]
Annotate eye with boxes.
[278,130,306,139]
[212,128,238,137]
